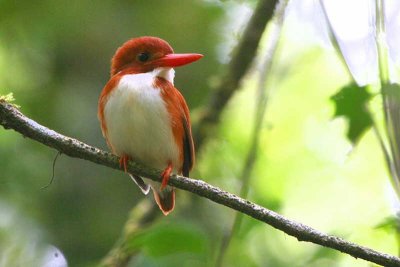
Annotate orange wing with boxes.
[178,91,195,176]
[98,74,123,150]
[155,77,195,176]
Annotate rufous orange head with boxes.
[110,36,203,76]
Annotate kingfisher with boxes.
[98,36,202,215]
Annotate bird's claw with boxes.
[161,163,173,190]
[119,155,131,173]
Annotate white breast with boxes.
[103,68,180,171]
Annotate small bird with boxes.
[98,36,202,215]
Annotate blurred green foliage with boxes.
[129,222,209,266]
[0,0,397,267]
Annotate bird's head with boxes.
[110,36,203,76]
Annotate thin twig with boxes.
[318,0,354,79]
[1,100,400,267]
[41,151,61,189]
[375,0,400,199]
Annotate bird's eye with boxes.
[137,52,150,62]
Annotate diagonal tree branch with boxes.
[1,101,400,267]
[215,1,288,266]
[193,0,279,148]
[102,0,281,264]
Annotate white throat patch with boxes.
[153,67,175,84]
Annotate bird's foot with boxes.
[119,155,131,173]
[160,162,173,190]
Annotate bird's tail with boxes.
[128,174,175,215]
[152,186,175,216]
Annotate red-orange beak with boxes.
[151,53,203,68]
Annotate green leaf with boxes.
[331,83,373,144]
